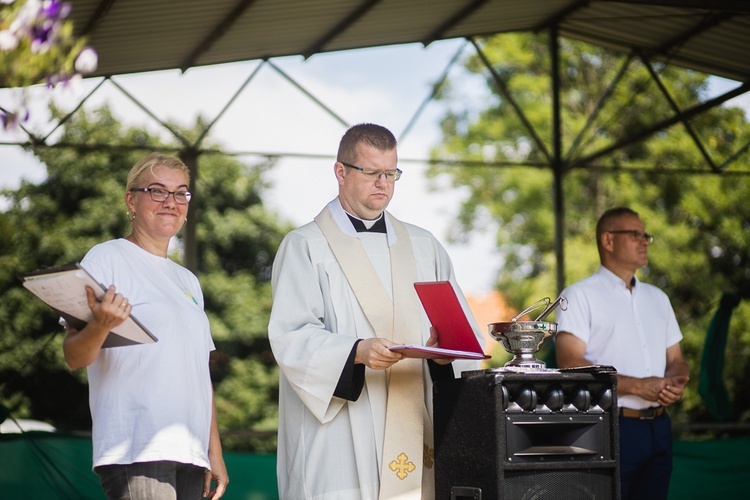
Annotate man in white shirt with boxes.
[555,207,689,500]
[268,123,483,499]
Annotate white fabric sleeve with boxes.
[268,231,357,423]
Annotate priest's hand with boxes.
[355,338,404,370]
[427,326,454,365]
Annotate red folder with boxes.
[389,281,490,360]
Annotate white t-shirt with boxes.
[81,239,215,468]
[555,266,683,409]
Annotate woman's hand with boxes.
[62,285,132,369]
[87,285,132,331]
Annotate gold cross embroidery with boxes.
[389,452,416,480]
[423,443,434,469]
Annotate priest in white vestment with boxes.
[268,123,484,499]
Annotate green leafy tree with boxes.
[430,32,750,428]
[193,146,290,452]
[0,105,290,451]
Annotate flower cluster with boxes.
[1,0,97,129]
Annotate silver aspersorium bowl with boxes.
[488,321,557,370]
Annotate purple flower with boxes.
[31,22,53,44]
[41,1,71,20]
[2,0,94,129]
[1,109,30,130]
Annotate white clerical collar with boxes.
[327,198,397,246]
[346,212,386,230]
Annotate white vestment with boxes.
[268,199,483,500]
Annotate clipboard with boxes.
[389,281,490,360]
[18,262,157,348]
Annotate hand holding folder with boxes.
[389,281,490,360]
[19,263,157,348]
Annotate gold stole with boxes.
[315,208,431,499]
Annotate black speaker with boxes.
[434,369,620,500]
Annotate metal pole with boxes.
[181,147,200,273]
[550,26,565,294]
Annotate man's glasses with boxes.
[130,187,192,204]
[607,230,654,244]
[341,162,402,182]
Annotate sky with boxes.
[0,39,501,293]
[2,39,749,296]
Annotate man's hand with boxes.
[631,376,672,402]
[658,375,689,407]
[426,326,454,365]
[628,375,688,406]
[355,338,404,370]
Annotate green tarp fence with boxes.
[2,432,749,499]
[0,432,278,499]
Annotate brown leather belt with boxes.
[619,406,664,420]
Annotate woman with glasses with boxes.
[62,152,228,499]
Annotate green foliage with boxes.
[0,0,88,88]
[0,105,291,451]
[430,32,750,429]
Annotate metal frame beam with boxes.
[3,31,750,279]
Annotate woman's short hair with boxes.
[126,152,190,192]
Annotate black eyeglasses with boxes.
[130,187,192,204]
[607,230,654,244]
[341,162,402,182]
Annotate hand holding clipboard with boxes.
[19,263,157,348]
